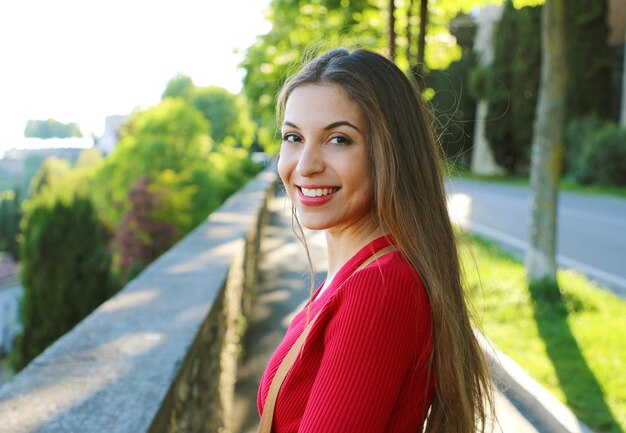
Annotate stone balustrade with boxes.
[0,168,276,433]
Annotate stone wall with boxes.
[0,168,276,433]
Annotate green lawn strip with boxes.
[458,233,626,433]
[447,170,626,199]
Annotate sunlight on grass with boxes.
[458,232,626,433]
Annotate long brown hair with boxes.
[277,48,493,433]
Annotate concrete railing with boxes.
[0,168,277,433]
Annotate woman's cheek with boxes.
[277,153,295,197]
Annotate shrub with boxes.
[0,188,21,259]
[575,123,626,187]
[565,0,611,120]
[479,1,542,174]
[427,50,477,168]
[564,115,604,175]
[114,176,178,283]
[13,195,116,369]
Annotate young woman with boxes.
[258,48,492,433]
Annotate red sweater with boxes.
[258,236,435,432]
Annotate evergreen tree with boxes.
[480,1,542,173]
[565,0,611,120]
[114,176,178,284]
[13,195,115,369]
[0,188,21,259]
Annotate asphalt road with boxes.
[447,179,626,298]
[0,280,21,358]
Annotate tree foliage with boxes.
[427,49,477,167]
[475,0,542,174]
[94,98,212,228]
[564,114,626,187]
[0,188,21,259]
[241,0,387,152]
[161,75,256,148]
[13,195,115,369]
[113,176,179,283]
[192,86,255,148]
[565,0,611,120]
[240,0,503,154]
[24,119,82,138]
[161,73,196,101]
[75,148,104,169]
[28,157,72,197]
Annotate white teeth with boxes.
[301,187,338,197]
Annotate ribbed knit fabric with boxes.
[258,236,435,432]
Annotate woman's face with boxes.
[278,84,376,235]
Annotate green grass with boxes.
[447,165,626,199]
[459,233,626,433]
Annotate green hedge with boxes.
[477,1,541,174]
[565,0,611,120]
[475,0,611,175]
[573,122,626,187]
[13,195,116,370]
[427,50,477,168]
[0,188,21,259]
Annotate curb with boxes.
[476,332,595,433]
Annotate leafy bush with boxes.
[0,188,21,259]
[574,123,626,187]
[565,0,611,120]
[478,1,542,174]
[13,195,116,369]
[427,50,477,168]
[114,176,178,283]
[564,115,604,175]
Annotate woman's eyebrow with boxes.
[282,121,298,129]
[282,120,361,133]
[323,120,361,132]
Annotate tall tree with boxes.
[28,157,71,197]
[621,23,626,127]
[24,119,82,139]
[526,0,568,289]
[389,0,396,61]
[191,86,255,148]
[0,188,21,259]
[417,0,428,76]
[406,0,415,61]
[241,0,386,152]
[94,98,212,228]
[114,176,178,284]
[14,195,115,369]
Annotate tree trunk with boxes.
[406,0,415,61]
[526,0,568,287]
[619,21,626,128]
[389,0,396,61]
[416,0,428,76]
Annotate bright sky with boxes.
[0,0,271,155]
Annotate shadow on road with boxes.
[529,283,623,433]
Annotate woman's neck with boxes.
[324,223,386,282]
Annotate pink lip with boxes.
[296,186,339,206]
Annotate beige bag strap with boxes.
[354,245,398,273]
[257,244,398,433]
[258,316,317,433]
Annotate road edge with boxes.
[476,331,595,433]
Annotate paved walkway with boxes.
[233,194,544,433]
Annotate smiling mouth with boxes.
[299,187,340,197]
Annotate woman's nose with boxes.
[296,144,325,176]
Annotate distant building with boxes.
[0,143,89,192]
[98,115,129,156]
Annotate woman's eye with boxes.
[329,135,352,146]
[282,133,300,143]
